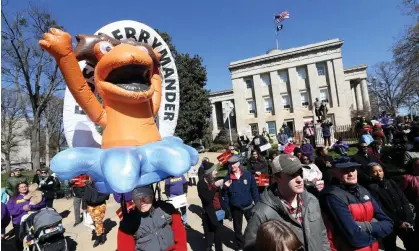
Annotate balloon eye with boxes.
[99,42,113,54]
[138,46,149,53]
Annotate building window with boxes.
[245,78,253,89]
[297,68,306,80]
[320,88,329,103]
[247,100,256,114]
[282,94,291,109]
[266,121,276,135]
[261,74,271,86]
[278,71,288,83]
[250,123,259,134]
[264,97,273,112]
[300,91,309,107]
[317,64,326,76]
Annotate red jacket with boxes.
[117,204,187,251]
[401,174,419,205]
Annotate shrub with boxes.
[208,144,227,152]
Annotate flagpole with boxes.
[274,14,279,49]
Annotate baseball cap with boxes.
[333,156,361,169]
[12,166,23,171]
[227,155,240,164]
[131,186,154,199]
[271,154,303,175]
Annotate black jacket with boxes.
[37,176,60,200]
[197,178,228,226]
[368,179,414,226]
[314,155,334,184]
[351,152,381,186]
[82,184,109,209]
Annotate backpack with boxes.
[84,184,109,204]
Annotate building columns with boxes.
[360,79,370,111]
[351,84,357,110]
[355,82,363,110]
[211,103,218,132]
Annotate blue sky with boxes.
[6,0,415,92]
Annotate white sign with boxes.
[222,101,234,122]
[63,20,179,148]
[259,143,272,152]
[168,194,188,209]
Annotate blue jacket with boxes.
[223,170,260,209]
[360,134,374,146]
[320,181,393,250]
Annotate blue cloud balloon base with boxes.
[50,136,199,193]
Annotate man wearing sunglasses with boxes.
[320,157,393,251]
[117,186,187,251]
[244,154,330,251]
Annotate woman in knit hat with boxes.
[197,161,226,251]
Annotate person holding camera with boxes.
[367,163,415,251]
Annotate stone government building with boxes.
[210,39,370,139]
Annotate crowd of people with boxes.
[1,113,418,251]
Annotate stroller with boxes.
[21,207,68,251]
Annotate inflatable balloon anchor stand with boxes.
[40,20,199,204]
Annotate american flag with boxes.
[275,11,290,24]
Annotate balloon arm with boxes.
[151,67,162,117]
[57,54,107,128]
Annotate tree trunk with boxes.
[31,116,41,171]
[45,123,50,168]
[4,152,11,173]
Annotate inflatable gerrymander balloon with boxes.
[40,22,199,193]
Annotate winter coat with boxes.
[165,175,188,197]
[69,174,90,198]
[320,181,393,251]
[1,202,10,234]
[277,133,289,145]
[247,158,269,175]
[197,178,229,227]
[322,123,333,137]
[82,184,109,208]
[117,201,187,251]
[7,193,45,225]
[251,135,268,153]
[282,125,293,137]
[5,176,30,197]
[37,175,60,200]
[244,185,330,251]
[301,144,314,161]
[368,179,414,226]
[315,155,334,184]
[223,170,260,209]
[400,174,419,205]
[360,134,374,146]
[114,192,132,204]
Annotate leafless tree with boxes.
[43,96,65,166]
[1,5,64,170]
[1,88,27,172]
[368,62,418,114]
